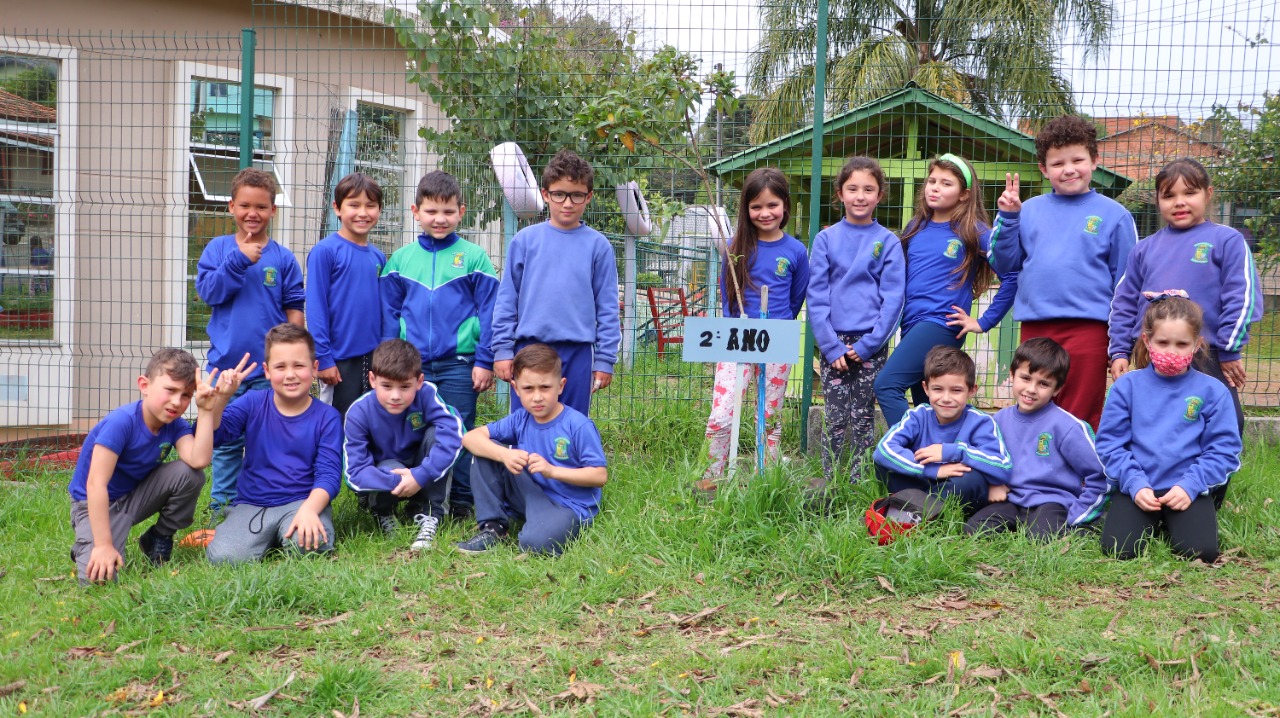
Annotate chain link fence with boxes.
[1,0,1276,461]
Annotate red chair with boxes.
[646,287,690,356]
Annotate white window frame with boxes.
[0,36,77,427]
[345,88,425,251]
[166,62,294,349]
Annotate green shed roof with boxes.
[709,84,1131,189]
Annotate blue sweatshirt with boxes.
[721,233,810,320]
[67,401,193,502]
[991,191,1138,322]
[381,233,499,368]
[900,220,1018,334]
[1108,221,1262,363]
[1096,367,1240,498]
[213,391,343,507]
[491,222,621,372]
[874,405,1013,484]
[342,382,464,493]
[807,219,906,363]
[305,233,387,370]
[196,234,305,382]
[993,402,1107,525]
[485,405,607,521]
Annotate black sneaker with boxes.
[138,527,174,566]
[456,522,508,554]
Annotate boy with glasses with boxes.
[491,149,620,416]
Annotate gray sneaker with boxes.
[410,514,440,551]
[456,522,508,554]
[375,513,399,537]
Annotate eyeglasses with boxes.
[547,190,590,205]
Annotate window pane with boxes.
[189,153,280,203]
[0,54,57,341]
[355,102,408,255]
[190,78,275,151]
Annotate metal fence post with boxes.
[239,28,256,170]
[799,0,830,454]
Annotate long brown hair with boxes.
[1131,296,1205,370]
[726,167,791,316]
[899,156,994,298]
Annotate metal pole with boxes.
[622,234,637,368]
[799,0,830,455]
[714,62,724,208]
[239,28,257,170]
[496,200,518,411]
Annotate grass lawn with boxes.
[2,436,1280,716]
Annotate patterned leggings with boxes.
[702,361,790,479]
[819,333,887,483]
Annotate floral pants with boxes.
[819,333,887,483]
[702,361,790,479]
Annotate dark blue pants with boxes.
[471,455,585,555]
[884,470,989,514]
[510,340,594,417]
[423,355,478,508]
[873,322,964,428]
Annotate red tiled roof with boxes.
[0,88,56,123]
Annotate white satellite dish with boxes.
[489,142,544,221]
[615,180,652,237]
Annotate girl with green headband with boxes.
[872,154,1019,428]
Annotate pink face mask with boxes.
[1145,340,1195,376]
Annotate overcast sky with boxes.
[619,0,1278,121]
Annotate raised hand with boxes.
[997,172,1022,213]
[214,352,257,399]
[193,367,221,411]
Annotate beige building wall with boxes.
[1,0,459,438]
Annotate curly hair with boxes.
[1034,115,1099,164]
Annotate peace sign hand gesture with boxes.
[997,172,1022,213]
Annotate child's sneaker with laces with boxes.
[375,513,400,537]
[137,527,174,566]
[410,514,439,551]
[456,521,508,554]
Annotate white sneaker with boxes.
[410,514,440,551]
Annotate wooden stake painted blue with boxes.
[757,286,769,475]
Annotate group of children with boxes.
[70,149,614,583]
[707,115,1260,564]
[69,114,1262,584]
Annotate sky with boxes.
[615,0,1278,122]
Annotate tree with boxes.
[384,0,675,232]
[1209,92,1280,266]
[747,0,1116,143]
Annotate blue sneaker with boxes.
[456,521,507,554]
[138,527,174,566]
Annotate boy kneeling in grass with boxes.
[206,324,343,564]
[343,339,463,551]
[873,346,1013,517]
[457,343,607,556]
[965,338,1107,538]
[69,348,249,584]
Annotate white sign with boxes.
[681,316,802,364]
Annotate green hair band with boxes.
[937,153,972,188]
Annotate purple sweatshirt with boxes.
[720,233,810,320]
[807,219,906,363]
[1108,221,1262,362]
[993,402,1107,525]
[874,405,1013,484]
[342,382,464,493]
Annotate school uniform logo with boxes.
[1191,242,1213,264]
[1183,396,1204,421]
[1035,433,1052,457]
[774,257,791,277]
[553,436,571,460]
[158,441,174,462]
[1084,216,1102,234]
[262,266,279,287]
[452,252,465,269]
[872,240,884,259]
[943,239,961,259]
[407,412,425,430]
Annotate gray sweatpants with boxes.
[205,499,335,565]
[69,459,205,583]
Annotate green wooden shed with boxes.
[708,83,1132,238]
